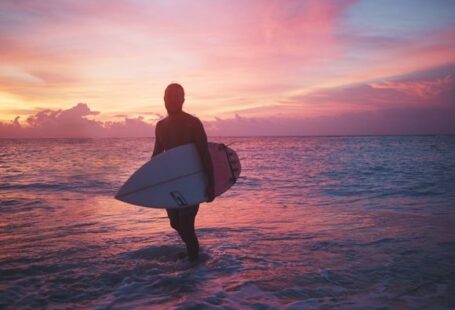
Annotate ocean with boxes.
[1,136,455,309]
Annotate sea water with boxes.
[1,136,454,309]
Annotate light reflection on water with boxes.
[1,136,455,309]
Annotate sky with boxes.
[0,0,454,137]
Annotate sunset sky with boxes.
[1,0,454,137]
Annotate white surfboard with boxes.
[115,142,241,209]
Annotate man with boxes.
[152,83,215,262]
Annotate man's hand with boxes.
[206,183,215,203]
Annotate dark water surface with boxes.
[1,136,455,309]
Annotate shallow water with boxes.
[1,136,455,309]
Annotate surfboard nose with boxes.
[114,190,125,201]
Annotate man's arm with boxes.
[152,122,164,158]
[193,120,215,202]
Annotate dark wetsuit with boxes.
[152,110,214,261]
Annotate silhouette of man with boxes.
[152,83,215,262]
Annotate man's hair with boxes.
[165,83,185,98]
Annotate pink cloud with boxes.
[194,0,356,79]
[1,97,454,138]
[282,65,455,117]
[369,75,453,99]
[339,28,455,84]
[0,103,154,138]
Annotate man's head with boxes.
[164,83,185,114]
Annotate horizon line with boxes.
[1,134,455,140]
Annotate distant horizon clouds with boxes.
[1,0,455,137]
[2,64,454,138]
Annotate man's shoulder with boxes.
[177,112,202,128]
[156,116,169,127]
[182,111,202,125]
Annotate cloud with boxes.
[369,75,453,99]
[1,63,454,138]
[1,0,455,122]
[0,0,356,109]
[281,64,455,117]
[204,104,455,136]
[1,97,454,138]
[0,103,154,138]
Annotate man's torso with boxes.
[156,111,203,151]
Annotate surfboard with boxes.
[115,142,241,208]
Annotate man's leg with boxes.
[166,206,200,261]
[178,205,200,261]
[166,208,181,232]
